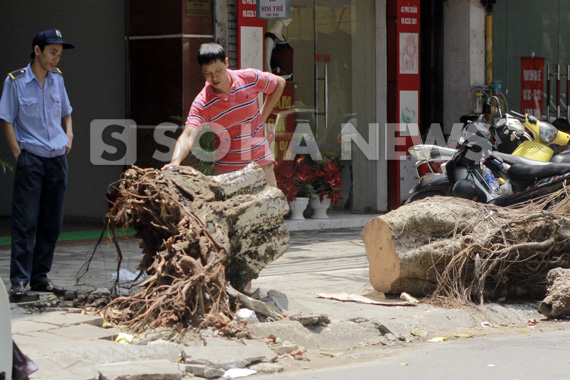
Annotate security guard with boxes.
[0,28,74,298]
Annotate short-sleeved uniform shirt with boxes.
[0,63,73,158]
[185,68,278,172]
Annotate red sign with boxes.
[266,82,295,163]
[236,0,265,70]
[520,57,544,117]
[397,0,420,123]
[387,0,421,209]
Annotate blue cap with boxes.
[32,28,74,49]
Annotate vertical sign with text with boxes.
[520,57,545,118]
[237,0,265,70]
[391,0,420,207]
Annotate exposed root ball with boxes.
[102,163,290,332]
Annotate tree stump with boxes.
[103,163,290,331]
[539,268,570,318]
[362,197,570,302]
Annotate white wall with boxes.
[443,0,486,133]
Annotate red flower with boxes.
[275,157,344,204]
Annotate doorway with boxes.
[267,0,377,211]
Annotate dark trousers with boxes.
[10,150,68,286]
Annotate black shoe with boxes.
[9,282,27,297]
[30,280,66,296]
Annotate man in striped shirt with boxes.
[164,43,286,186]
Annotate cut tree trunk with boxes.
[539,268,570,317]
[362,197,570,301]
[102,163,290,331]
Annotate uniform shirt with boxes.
[0,63,73,158]
[185,68,277,171]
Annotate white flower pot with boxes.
[310,196,331,219]
[288,197,310,220]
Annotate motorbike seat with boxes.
[551,149,570,164]
[508,162,570,180]
[491,151,550,166]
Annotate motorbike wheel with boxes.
[405,191,446,203]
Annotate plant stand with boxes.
[310,196,331,219]
[289,197,310,220]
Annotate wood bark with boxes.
[103,163,290,331]
[362,197,570,301]
[539,268,570,317]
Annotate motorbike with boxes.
[406,119,570,206]
[507,111,570,162]
[408,111,528,185]
[409,108,570,184]
[408,144,455,180]
[409,95,532,183]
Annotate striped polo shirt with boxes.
[185,68,278,172]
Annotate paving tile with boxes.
[11,320,59,334]
[23,310,103,327]
[98,359,183,380]
[48,324,120,341]
[30,355,98,380]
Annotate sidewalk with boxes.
[1,224,546,380]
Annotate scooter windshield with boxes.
[456,120,494,164]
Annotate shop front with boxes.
[494,0,570,121]
[238,0,381,213]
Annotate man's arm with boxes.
[2,120,20,160]
[162,126,200,169]
[63,114,73,154]
[260,75,286,124]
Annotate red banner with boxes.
[520,57,544,117]
[388,0,420,209]
[236,0,265,70]
[397,0,420,125]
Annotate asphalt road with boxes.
[255,328,570,380]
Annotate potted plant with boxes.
[275,160,316,220]
[309,158,344,218]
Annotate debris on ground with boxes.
[316,292,416,306]
[293,314,331,327]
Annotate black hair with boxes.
[30,44,46,60]
[197,43,226,66]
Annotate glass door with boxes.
[280,0,376,210]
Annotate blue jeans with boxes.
[10,150,68,286]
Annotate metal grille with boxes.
[227,0,238,69]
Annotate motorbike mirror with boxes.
[487,96,502,118]
[486,96,500,108]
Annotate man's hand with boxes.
[2,120,21,160]
[63,115,73,154]
[163,126,200,170]
[261,75,286,124]
[161,162,179,171]
[66,135,73,154]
